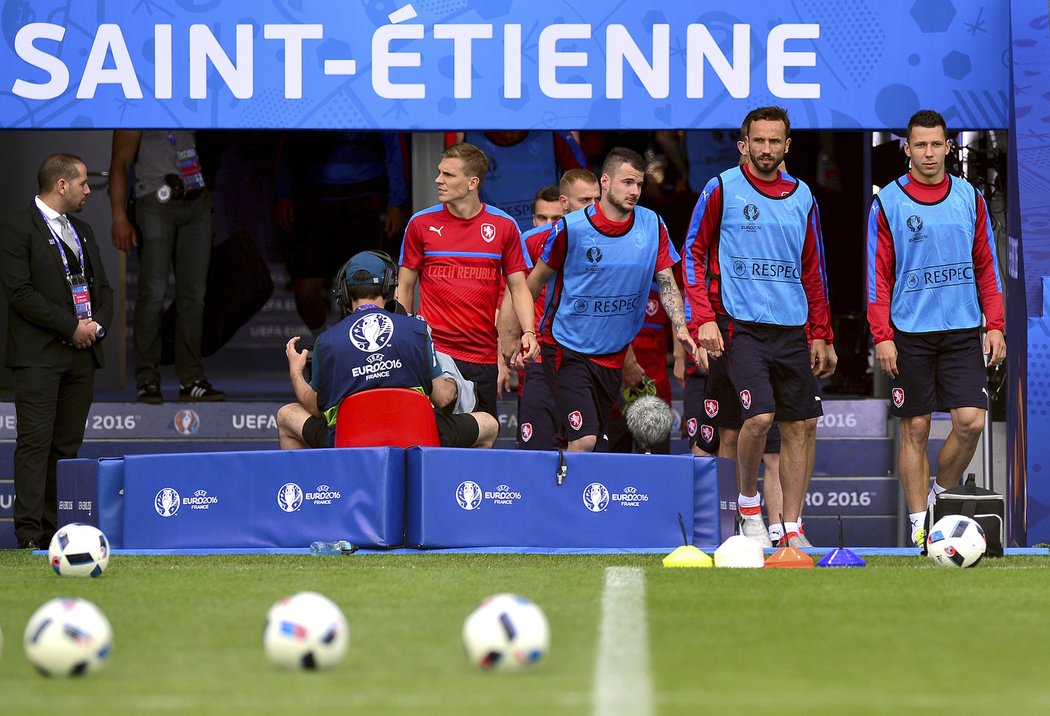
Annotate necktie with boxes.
[58,216,78,254]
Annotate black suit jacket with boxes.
[0,202,113,368]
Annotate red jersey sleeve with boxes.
[655,218,676,274]
[499,219,526,276]
[800,201,832,340]
[866,200,896,344]
[399,216,426,270]
[682,180,723,331]
[973,191,1005,333]
[540,219,568,272]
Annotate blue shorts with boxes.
[518,361,561,449]
[889,328,987,417]
[726,321,823,423]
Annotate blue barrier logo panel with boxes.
[277,483,303,513]
[456,481,483,511]
[582,483,610,513]
[155,488,181,517]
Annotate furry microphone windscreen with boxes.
[625,395,673,453]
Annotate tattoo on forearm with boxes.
[656,273,687,331]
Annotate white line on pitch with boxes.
[592,566,654,716]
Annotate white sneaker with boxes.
[738,512,772,547]
[785,532,813,549]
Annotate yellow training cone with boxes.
[662,545,714,568]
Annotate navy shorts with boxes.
[727,321,823,423]
[454,358,497,418]
[518,361,561,449]
[889,328,987,417]
[682,362,781,453]
[549,345,621,444]
[682,368,719,453]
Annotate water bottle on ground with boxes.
[309,540,358,555]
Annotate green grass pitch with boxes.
[1,552,1048,715]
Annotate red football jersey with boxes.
[401,203,526,362]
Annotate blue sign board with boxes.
[0,1,1008,130]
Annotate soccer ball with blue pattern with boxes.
[926,515,987,568]
[263,591,349,670]
[462,593,550,671]
[48,524,110,578]
[23,597,113,676]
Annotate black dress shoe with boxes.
[19,538,40,549]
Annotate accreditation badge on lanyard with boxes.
[70,274,92,319]
[41,211,91,319]
[170,131,206,191]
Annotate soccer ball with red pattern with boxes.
[48,524,110,578]
[263,592,349,670]
[462,593,549,671]
[23,597,113,676]
[926,515,986,568]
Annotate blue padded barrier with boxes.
[56,458,126,548]
[406,448,697,549]
[691,456,719,547]
[120,448,404,549]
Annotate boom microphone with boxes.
[625,395,673,454]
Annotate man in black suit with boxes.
[0,154,112,549]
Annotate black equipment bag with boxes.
[924,475,1005,557]
[161,230,274,364]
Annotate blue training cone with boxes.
[817,516,866,568]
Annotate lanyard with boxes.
[354,303,380,312]
[38,210,85,277]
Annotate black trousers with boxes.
[12,350,96,544]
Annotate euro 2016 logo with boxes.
[743,204,760,221]
[586,246,603,263]
[174,409,200,435]
[155,487,181,517]
[583,482,610,512]
[906,215,924,232]
[456,480,483,511]
[349,312,394,352]
[277,482,303,513]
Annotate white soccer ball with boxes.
[462,593,549,671]
[48,523,110,578]
[23,597,113,677]
[263,591,349,670]
[926,515,987,568]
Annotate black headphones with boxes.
[334,250,399,313]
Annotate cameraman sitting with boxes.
[277,251,498,449]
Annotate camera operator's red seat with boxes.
[333,388,440,448]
